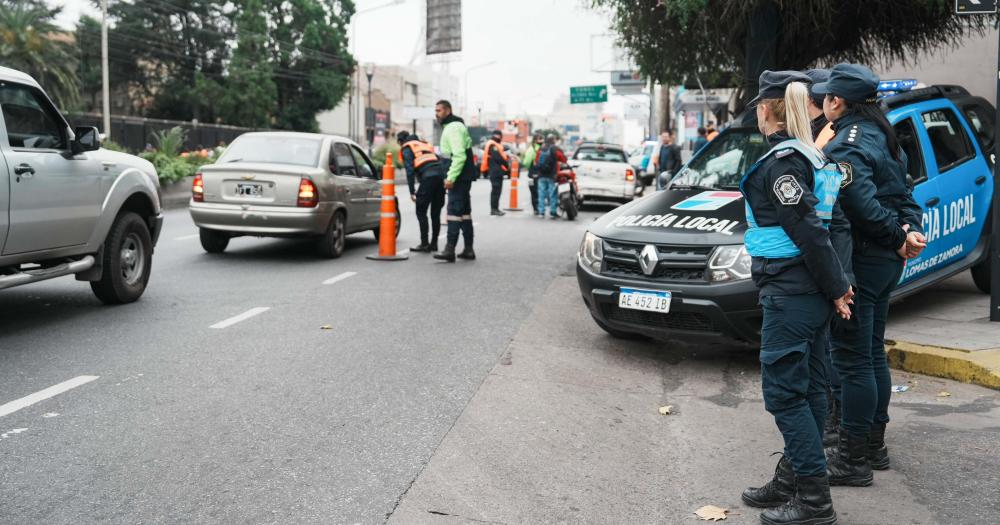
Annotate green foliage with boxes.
[219,0,277,128]
[372,143,402,170]
[594,0,996,105]
[101,140,127,153]
[0,2,80,109]
[152,127,187,158]
[141,148,216,184]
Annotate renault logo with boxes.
[639,244,659,276]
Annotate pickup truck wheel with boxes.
[90,212,152,305]
[591,314,648,340]
[971,257,991,294]
[199,228,230,254]
[317,210,346,259]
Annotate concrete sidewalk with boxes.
[886,272,1000,390]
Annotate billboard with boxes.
[427,0,462,55]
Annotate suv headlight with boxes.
[579,231,604,273]
[708,245,751,282]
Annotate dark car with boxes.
[577,82,994,343]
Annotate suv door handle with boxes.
[975,175,987,185]
[925,197,940,207]
[14,164,35,176]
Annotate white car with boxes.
[569,142,637,204]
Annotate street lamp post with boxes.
[348,0,404,143]
[464,61,498,118]
[365,62,376,156]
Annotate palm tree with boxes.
[0,2,81,109]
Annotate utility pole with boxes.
[101,0,111,140]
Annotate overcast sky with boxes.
[53,0,623,116]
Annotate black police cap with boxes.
[811,63,879,103]
[752,70,812,104]
[804,68,830,86]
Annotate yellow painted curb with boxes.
[886,341,1000,391]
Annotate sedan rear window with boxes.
[219,135,322,167]
[574,147,627,163]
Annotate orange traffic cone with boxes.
[504,157,523,212]
[367,152,409,261]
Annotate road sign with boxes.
[570,85,608,104]
[427,0,462,55]
[955,0,997,13]
[611,71,645,87]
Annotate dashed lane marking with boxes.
[210,307,270,329]
[0,376,100,418]
[323,271,357,285]
[174,234,199,241]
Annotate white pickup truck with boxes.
[0,66,162,303]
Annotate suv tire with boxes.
[318,210,346,259]
[199,228,230,254]
[91,212,153,305]
[591,314,648,340]
[971,257,991,294]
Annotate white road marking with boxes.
[210,307,270,329]
[174,234,199,241]
[0,376,100,418]
[398,249,410,257]
[42,413,59,418]
[323,271,357,285]
[0,428,28,439]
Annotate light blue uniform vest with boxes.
[739,140,844,258]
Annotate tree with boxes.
[593,0,995,111]
[0,2,80,109]
[219,0,277,128]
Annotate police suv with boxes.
[577,82,994,342]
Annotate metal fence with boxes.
[65,113,264,153]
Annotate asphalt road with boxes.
[2,182,998,524]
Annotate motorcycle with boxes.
[556,163,581,220]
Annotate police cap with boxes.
[752,70,812,104]
[811,63,879,103]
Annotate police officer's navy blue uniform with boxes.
[740,70,847,525]
[399,133,446,252]
[813,64,924,484]
[483,137,510,215]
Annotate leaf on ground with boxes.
[320,325,333,331]
[694,505,729,521]
[658,405,673,415]
[937,391,952,398]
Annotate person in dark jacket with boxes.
[653,130,683,175]
[693,127,709,154]
[739,70,854,525]
[805,69,836,148]
[813,63,926,486]
[482,130,510,216]
[398,131,445,253]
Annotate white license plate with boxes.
[557,183,571,193]
[236,183,263,197]
[618,288,671,313]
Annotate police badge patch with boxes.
[773,174,803,205]
[838,162,854,188]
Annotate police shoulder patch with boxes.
[838,162,854,188]
[773,174,804,205]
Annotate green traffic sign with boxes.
[570,85,608,104]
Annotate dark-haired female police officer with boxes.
[812,64,926,485]
[740,71,853,525]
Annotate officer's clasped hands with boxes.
[833,286,854,320]
[897,224,927,259]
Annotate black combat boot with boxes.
[429,240,439,252]
[760,475,837,525]
[457,247,476,260]
[826,429,873,486]
[867,422,889,470]
[433,244,456,262]
[822,397,840,448]
[410,243,432,253]
[742,454,795,508]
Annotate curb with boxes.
[886,340,1000,391]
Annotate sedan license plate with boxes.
[236,183,263,197]
[618,288,671,313]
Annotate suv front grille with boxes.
[601,241,711,282]
[601,304,717,333]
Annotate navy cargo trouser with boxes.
[445,178,473,248]
[760,293,832,477]
[489,174,503,211]
[415,175,445,246]
[831,254,904,436]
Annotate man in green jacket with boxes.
[521,133,543,215]
[433,100,476,262]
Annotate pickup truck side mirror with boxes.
[71,126,101,154]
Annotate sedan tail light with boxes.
[297,178,318,207]
[625,168,635,182]
[192,173,204,202]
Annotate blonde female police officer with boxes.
[813,64,926,485]
[739,71,854,525]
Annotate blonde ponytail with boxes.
[783,82,822,158]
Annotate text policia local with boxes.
[611,214,741,236]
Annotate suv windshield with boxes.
[219,135,322,167]
[670,129,768,189]
[574,146,627,163]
